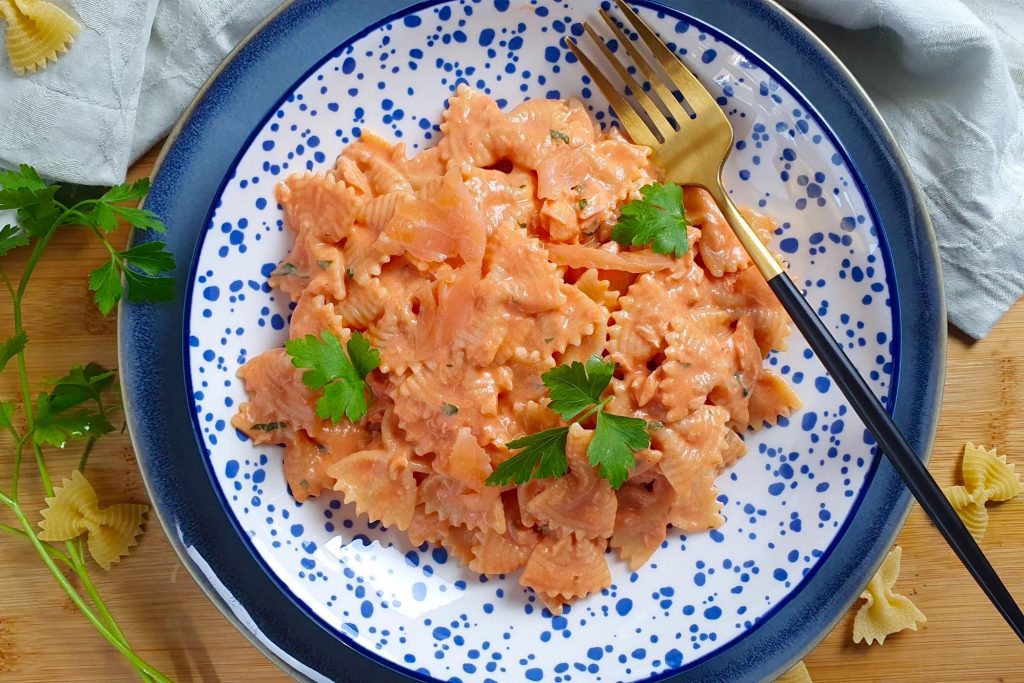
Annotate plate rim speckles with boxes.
[118,1,945,681]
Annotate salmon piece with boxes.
[378,168,487,264]
[547,243,673,273]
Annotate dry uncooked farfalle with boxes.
[38,470,148,569]
[0,0,79,75]
[852,545,926,645]
[942,442,1022,541]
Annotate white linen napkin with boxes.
[1,0,1021,338]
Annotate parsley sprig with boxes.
[611,181,690,257]
[285,331,381,422]
[486,356,651,489]
[0,166,176,314]
[0,164,174,682]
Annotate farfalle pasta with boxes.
[38,470,148,569]
[0,0,79,75]
[852,545,925,645]
[234,86,800,609]
[942,442,1022,540]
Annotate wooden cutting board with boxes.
[1,148,1022,682]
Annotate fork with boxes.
[566,0,1024,642]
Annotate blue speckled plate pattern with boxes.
[119,1,945,681]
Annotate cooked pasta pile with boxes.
[233,86,801,610]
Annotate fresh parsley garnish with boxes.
[285,331,380,423]
[442,403,459,416]
[611,182,690,257]
[578,198,588,210]
[550,129,571,144]
[487,426,570,486]
[589,411,649,488]
[486,356,651,489]
[275,262,302,277]
[251,422,286,432]
[544,356,615,420]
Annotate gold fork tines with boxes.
[564,0,781,278]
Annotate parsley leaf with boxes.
[100,178,151,204]
[486,357,655,489]
[0,224,29,257]
[88,260,123,315]
[251,422,285,432]
[0,330,28,373]
[286,331,350,389]
[611,182,690,257]
[88,241,177,314]
[486,427,570,486]
[46,363,116,413]
[442,403,459,416]
[285,331,379,422]
[550,129,571,144]
[588,412,650,489]
[318,381,369,423]
[46,363,116,412]
[0,401,13,430]
[30,364,118,447]
[0,165,62,237]
[123,268,175,304]
[346,331,381,380]
[120,241,175,275]
[110,205,166,233]
[33,392,114,448]
[542,355,615,420]
[82,179,165,233]
[0,164,47,194]
[87,202,119,233]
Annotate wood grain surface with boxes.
[1,148,1022,682]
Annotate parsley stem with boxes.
[0,522,72,566]
[78,436,97,472]
[9,437,23,499]
[90,225,119,259]
[2,497,170,682]
[575,397,612,424]
[65,537,143,682]
[11,217,68,497]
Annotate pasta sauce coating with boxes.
[233,86,800,609]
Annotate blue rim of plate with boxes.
[118,0,946,681]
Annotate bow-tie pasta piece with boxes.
[774,661,812,683]
[852,545,925,645]
[38,470,148,569]
[0,0,79,75]
[963,442,1022,502]
[942,484,988,540]
[942,443,1022,541]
